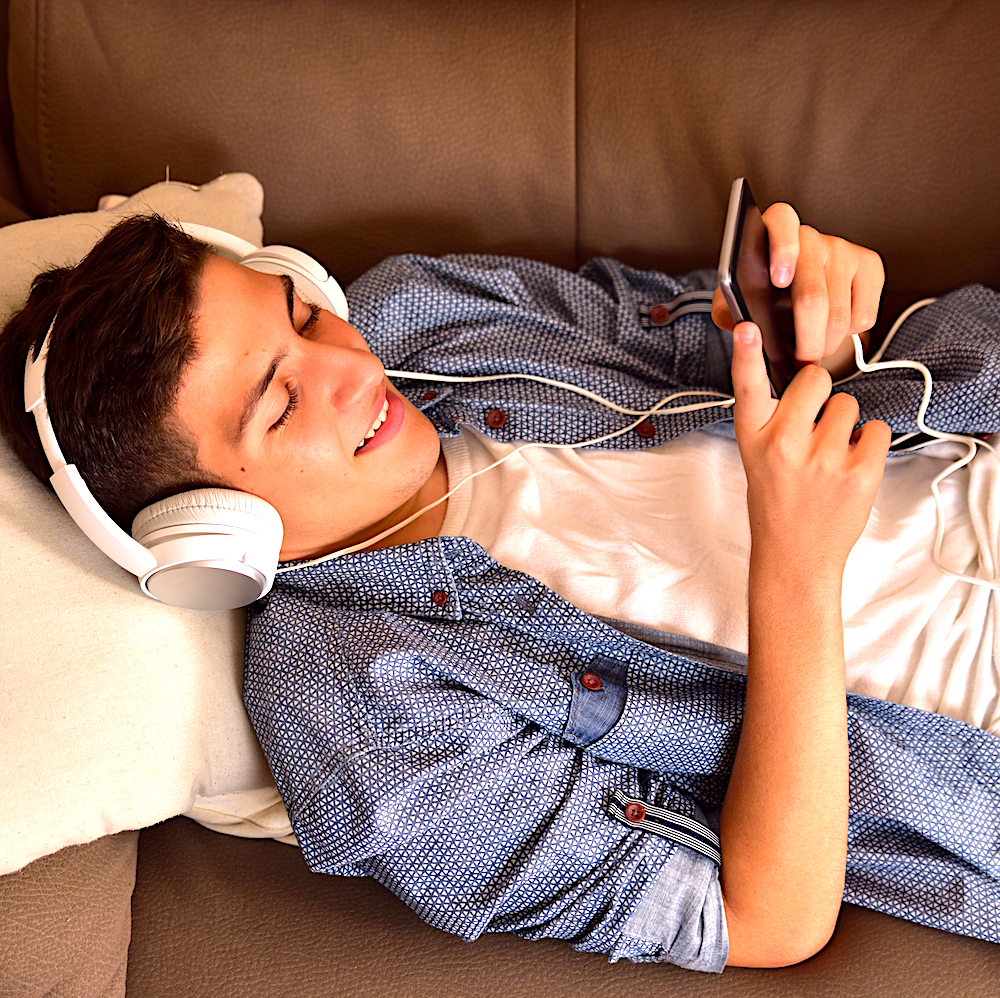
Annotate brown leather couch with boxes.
[2,0,1000,994]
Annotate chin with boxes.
[280,435,443,562]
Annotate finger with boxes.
[761,202,800,288]
[731,322,777,435]
[789,226,829,364]
[850,418,892,471]
[814,390,861,444]
[776,363,835,435]
[822,240,854,357]
[849,249,885,335]
[712,286,735,331]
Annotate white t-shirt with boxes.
[440,427,1000,734]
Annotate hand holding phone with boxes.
[716,179,885,395]
[717,178,797,396]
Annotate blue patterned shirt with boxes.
[244,255,1000,972]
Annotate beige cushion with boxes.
[0,174,293,875]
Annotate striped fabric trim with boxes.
[638,290,716,327]
[609,789,722,866]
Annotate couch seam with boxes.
[573,0,579,271]
[37,0,54,214]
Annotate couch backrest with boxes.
[6,0,1000,318]
[0,0,25,222]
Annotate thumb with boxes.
[711,286,735,331]
[731,321,777,435]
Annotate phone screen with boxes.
[718,178,797,396]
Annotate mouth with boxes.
[356,398,390,452]
[354,384,406,456]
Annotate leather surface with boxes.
[127,817,1000,997]
[0,0,26,218]
[8,0,1000,305]
[576,0,1000,320]
[7,0,577,283]
[0,830,137,998]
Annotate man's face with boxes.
[173,255,444,561]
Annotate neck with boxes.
[279,447,450,563]
[368,447,450,550]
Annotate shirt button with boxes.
[486,408,507,429]
[421,390,438,401]
[431,590,449,606]
[580,672,603,691]
[636,420,655,439]
[650,304,670,324]
[625,802,646,823]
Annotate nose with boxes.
[305,333,385,412]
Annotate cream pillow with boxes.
[0,174,294,875]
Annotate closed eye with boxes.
[281,275,322,334]
[270,383,300,432]
[301,302,321,333]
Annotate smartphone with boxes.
[717,177,797,396]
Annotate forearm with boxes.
[719,551,849,967]
[715,214,888,968]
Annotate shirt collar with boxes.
[272,536,502,620]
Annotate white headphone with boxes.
[23,221,350,611]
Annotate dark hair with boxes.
[0,213,224,528]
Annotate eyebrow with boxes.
[280,274,295,326]
[231,275,295,444]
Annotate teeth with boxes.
[357,400,390,450]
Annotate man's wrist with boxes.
[749,545,846,600]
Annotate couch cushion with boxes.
[7,0,577,284]
[0,830,137,998]
[126,816,1000,998]
[574,0,1000,321]
[0,0,27,216]
[10,0,1000,314]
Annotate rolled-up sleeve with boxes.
[611,809,728,972]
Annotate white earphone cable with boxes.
[832,297,939,385]
[384,368,732,417]
[279,299,1000,592]
[277,382,736,569]
[844,306,1000,592]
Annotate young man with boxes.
[2,205,999,972]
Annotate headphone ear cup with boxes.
[240,246,350,321]
[132,488,282,539]
[131,489,283,611]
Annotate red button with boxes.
[636,421,655,438]
[431,590,449,606]
[486,408,507,429]
[650,304,670,324]
[421,390,438,401]
[625,802,646,823]
[580,672,603,691]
